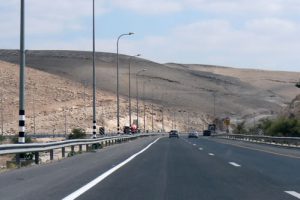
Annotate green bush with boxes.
[68,128,86,139]
[233,121,247,134]
[0,135,5,144]
[11,136,33,144]
[263,117,300,137]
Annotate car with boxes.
[169,130,179,138]
[188,132,198,138]
[203,130,211,136]
[123,126,131,134]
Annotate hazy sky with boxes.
[1,0,300,72]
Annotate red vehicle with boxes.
[131,124,138,134]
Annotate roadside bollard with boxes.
[35,152,39,164]
[62,147,65,158]
[50,149,54,160]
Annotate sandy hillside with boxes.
[0,60,184,135]
[0,49,299,134]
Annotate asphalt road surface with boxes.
[0,135,299,200]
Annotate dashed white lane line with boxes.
[198,147,203,151]
[285,191,300,199]
[229,162,241,167]
[62,137,161,200]
[208,153,214,156]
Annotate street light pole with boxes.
[136,69,147,132]
[151,90,154,132]
[1,88,3,136]
[128,54,140,128]
[64,107,67,136]
[19,0,26,143]
[213,92,216,120]
[117,32,134,134]
[143,81,146,132]
[161,107,164,132]
[92,0,97,138]
[33,91,36,135]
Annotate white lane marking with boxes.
[229,162,241,167]
[62,137,161,200]
[285,191,300,199]
[193,144,196,146]
[208,153,214,156]
[198,147,203,151]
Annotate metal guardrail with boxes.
[212,134,300,147]
[0,133,155,155]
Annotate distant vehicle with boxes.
[169,130,179,138]
[208,124,216,132]
[188,132,198,138]
[131,124,138,134]
[123,126,131,134]
[203,130,211,136]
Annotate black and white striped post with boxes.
[19,0,26,144]
[92,0,96,139]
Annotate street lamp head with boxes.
[129,32,134,35]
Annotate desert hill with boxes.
[0,49,299,134]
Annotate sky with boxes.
[0,0,300,72]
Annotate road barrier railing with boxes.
[212,133,300,147]
[0,133,157,165]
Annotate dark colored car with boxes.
[203,130,211,136]
[169,130,179,138]
[123,126,131,134]
[188,132,198,138]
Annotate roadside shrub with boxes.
[11,136,33,144]
[232,121,247,134]
[264,117,300,137]
[0,135,5,144]
[68,128,86,139]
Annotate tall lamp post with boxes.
[143,80,146,132]
[19,0,26,143]
[92,0,97,139]
[128,54,141,127]
[136,69,147,131]
[116,32,134,134]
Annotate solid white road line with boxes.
[229,162,241,167]
[198,148,203,150]
[285,191,300,199]
[62,137,161,200]
[208,153,214,156]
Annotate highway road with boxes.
[0,135,299,200]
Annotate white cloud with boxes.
[1,0,300,71]
[0,0,109,38]
[112,0,182,14]
[134,18,300,71]
[183,0,285,15]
